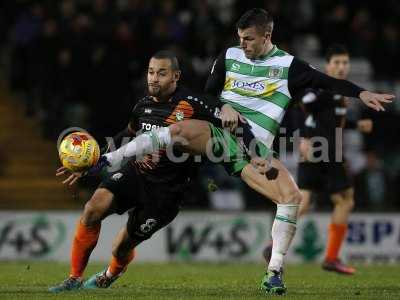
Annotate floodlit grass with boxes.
[1,261,399,299]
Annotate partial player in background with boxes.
[205,8,393,294]
[297,45,372,274]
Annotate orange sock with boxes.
[70,219,101,278]
[325,223,347,261]
[107,249,136,277]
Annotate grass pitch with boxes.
[0,262,398,299]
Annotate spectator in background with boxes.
[10,2,44,106]
[370,22,399,90]
[186,1,221,83]
[319,3,350,54]
[68,13,93,106]
[88,19,137,141]
[0,3,7,54]
[349,8,376,57]
[58,0,76,34]
[90,0,115,41]
[160,0,186,44]
[30,18,64,137]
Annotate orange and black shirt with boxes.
[128,86,221,185]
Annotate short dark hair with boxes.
[236,8,274,34]
[325,44,349,62]
[151,50,180,71]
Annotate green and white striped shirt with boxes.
[205,45,364,148]
[221,45,293,147]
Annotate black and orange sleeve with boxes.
[165,100,195,125]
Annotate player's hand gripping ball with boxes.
[58,132,100,172]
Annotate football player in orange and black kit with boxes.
[49,51,226,292]
[296,45,374,275]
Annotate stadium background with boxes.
[0,0,399,270]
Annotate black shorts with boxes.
[297,161,352,194]
[99,163,182,239]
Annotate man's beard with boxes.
[148,85,161,97]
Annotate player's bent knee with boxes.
[280,188,302,205]
[347,197,355,211]
[332,191,354,211]
[298,200,310,216]
[82,189,113,226]
[271,158,302,205]
[297,205,308,217]
[337,196,355,211]
[292,189,303,205]
[82,203,102,226]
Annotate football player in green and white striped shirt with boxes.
[205,8,394,295]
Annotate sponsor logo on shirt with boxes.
[232,79,266,91]
[231,62,241,71]
[224,77,279,97]
[141,122,161,131]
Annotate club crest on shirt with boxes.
[268,66,284,79]
[176,110,184,121]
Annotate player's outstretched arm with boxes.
[359,91,394,112]
[288,58,395,111]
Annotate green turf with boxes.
[0,262,398,299]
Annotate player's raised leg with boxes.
[241,158,301,295]
[323,188,355,274]
[49,188,116,293]
[168,120,212,155]
[103,119,212,169]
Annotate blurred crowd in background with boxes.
[0,0,399,211]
